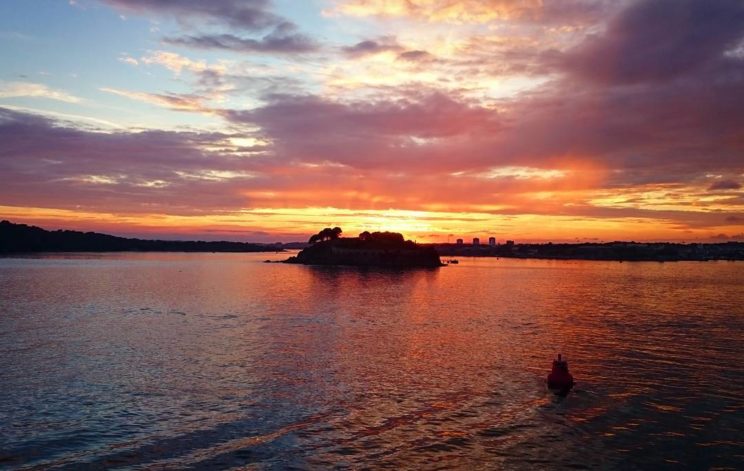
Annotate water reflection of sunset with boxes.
[3,252,742,468]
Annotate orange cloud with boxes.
[100,87,217,114]
[330,0,546,23]
[5,203,739,244]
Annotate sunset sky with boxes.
[1,0,743,242]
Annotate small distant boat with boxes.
[547,354,574,396]
[446,259,459,264]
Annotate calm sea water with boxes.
[1,253,742,470]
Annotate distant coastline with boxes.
[0,220,282,253]
[2,220,743,261]
[431,241,744,262]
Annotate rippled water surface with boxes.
[1,253,743,470]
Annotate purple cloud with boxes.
[164,23,319,54]
[564,0,744,84]
[397,50,434,62]
[102,0,279,30]
[342,37,402,58]
[222,92,502,170]
[0,107,266,214]
[2,98,743,234]
[709,180,742,191]
[102,0,320,55]
[219,58,744,181]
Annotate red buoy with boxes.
[547,354,574,396]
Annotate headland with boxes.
[0,220,279,253]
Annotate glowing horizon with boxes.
[1,0,743,243]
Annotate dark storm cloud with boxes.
[564,0,744,84]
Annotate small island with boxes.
[285,227,443,268]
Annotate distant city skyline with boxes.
[1,0,743,243]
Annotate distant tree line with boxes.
[0,220,277,253]
[433,240,744,261]
[308,228,413,247]
[304,228,419,251]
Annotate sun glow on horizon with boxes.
[2,203,740,244]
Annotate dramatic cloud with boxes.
[2,99,743,241]
[564,0,744,84]
[223,92,502,170]
[0,107,263,214]
[222,64,744,181]
[2,0,744,240]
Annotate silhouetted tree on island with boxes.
[308,227,342,244]
[362,231,405,245]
